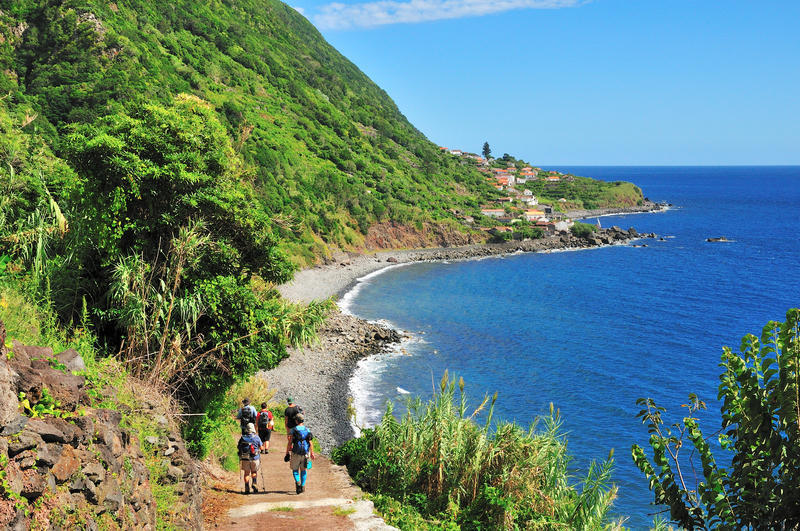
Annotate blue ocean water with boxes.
[343,166,800,528]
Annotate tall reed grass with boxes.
[333,371,621,529]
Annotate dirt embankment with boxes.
[364,220,484,249]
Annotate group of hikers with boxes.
[234,396,315,495]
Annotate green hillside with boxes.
[1,0,501,265]
[0,0,643,413]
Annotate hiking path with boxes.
[203,445,396,530]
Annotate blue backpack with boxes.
[238,437,257,460]
[291,426,312,454]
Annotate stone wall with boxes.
[0,319,202,529]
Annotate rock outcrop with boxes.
[0,320,202,529]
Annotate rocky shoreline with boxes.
[257,311,402,453]
[274,222,661,454]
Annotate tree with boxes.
[62,94,293,283]
[631,309,800,529]
[482,141,491,160]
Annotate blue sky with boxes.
[290,0,800,165]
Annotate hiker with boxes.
[238,423,263,494]
[256,402,274,453]
[284,396,303,433]
[234,398,258,435]
[284,413,314,494]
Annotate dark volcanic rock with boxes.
[25,418,67,443]
[0,322,202,530]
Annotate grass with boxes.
[270,506,294,512]
[333,506,357,517]
[333,371,621,529]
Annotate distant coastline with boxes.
[277,201,668,304]
[271,202,668,453]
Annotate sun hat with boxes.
[246,423,256,434]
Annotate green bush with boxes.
[333,372,619,529]
[570,222,597,238]
[632,309,800,529]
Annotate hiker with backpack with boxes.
[284,413,315,494]
[256,402,274,454]
[283,396,303,432]
[234,398,258,435]
[238,423,263,494]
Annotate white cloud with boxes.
[312,0,582,30]
[293,5,307,15]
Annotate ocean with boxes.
[340,166,800,528]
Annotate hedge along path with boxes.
[205,445,396,530]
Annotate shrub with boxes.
[570,222,597,238]
[333,372,619,529]
[632,309,800,529]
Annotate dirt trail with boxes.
[203,447,395,530]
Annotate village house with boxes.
[480,208,507,218]
[536,220,556,236]
[524,209,546,222]
[553,220,574,232]
[450,149,463,156]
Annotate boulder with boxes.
[46,417,80,444]
[4,461,24,495]
[167,465,184,482]
[35,443,61,468]
[82,462,106,485]
[18,468,49,501]
[1,415,28,437]
[96,476,123,512]
[8,431,42,457]
[25,419,67,443]
[11,343,53,362]
[52,445,81,483]
[55,348,86,373]
[70,476,98,503]
[0,356,19,428]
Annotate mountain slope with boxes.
[2,0,495,265]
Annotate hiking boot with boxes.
[300,485,305,493]
[295,482,302,494]
[244,482,250,494]
[252,484,259,494]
